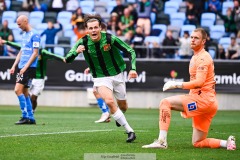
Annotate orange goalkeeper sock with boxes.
[193,138,221,148]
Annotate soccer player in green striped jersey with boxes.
[0,39,65,112]
[65,14,138,143]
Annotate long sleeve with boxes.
[65,38,83,63]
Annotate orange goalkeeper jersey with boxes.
[183,49,216,95]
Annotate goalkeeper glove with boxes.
[163,81,183,91]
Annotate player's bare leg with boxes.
[97,86,136,142]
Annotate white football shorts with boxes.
[29,79,45,96]
[93,72,127,100]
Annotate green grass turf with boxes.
[0,105,239,160]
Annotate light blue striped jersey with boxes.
[18,29,40,69]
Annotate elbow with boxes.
[193,81,205,89]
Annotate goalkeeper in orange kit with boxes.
[142,28,236,150]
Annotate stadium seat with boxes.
[155,13,170,25]
[208,46,217,59]
[126,0,137,3]
[150,12,156,25]
[170,0,182,4]
[179,1,187,13]
[29,11,44,27]
[79,0,94,13]
[5,0,11,10]
[180,25,196,37]
[167,25,181,39]
[200,12,216,28]
[222,1,234,15]
[210,25,225,40]
[94,1,107,13]
[17,11,30,17]
[57,11,72,28]
[164,1,179,15]
[2,11,17,24]
[152,24,167,43]
[8,23,22,43]
[54,47,65,56]
[35,23,48,34]
[219,37,231,51]
[144,36,161,53]
[170,12,186,27]
[101,12,111,23]
[58,36,71,45]
[107,1,117,14]
[66,0,79,12]
[63,24,74,38]
[44,12,58,23]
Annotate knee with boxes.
[14,88,22,96]
[159,99,171,109]
[117,100,128,111]
[104,98,115,107]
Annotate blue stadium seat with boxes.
[35,23,48,34]
[144,36,161,48]
[152,24,167,43]
[170,12,186,27]
[79,0,94,13]
[8,23,22,43]
[57,11,72,28]
[180,25,196,37]
[107,1,117,14]
[208,48,216,59]
[63,24,74,38]
[210,25,225,40]
[17,11,30,17]
[94,1,107,13]
[164,1,179,15]
[200,12,216,28]
[219,37,231,51]
[29,11,44,27]
[5,0,11,10]
[150,12,156,25]
[222,1,234,15]
[170,0,183,5]
[2,11,17,23]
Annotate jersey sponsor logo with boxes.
[103,44,111,51]
[187,102,197,111]
[33,42,40,48]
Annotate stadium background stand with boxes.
[1,0,239,59]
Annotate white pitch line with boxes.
[0,129,113,138]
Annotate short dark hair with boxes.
[84,13,102,27]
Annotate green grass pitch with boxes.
[0,105,239,160]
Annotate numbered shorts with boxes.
[29,79,45,96]
[179,93,218,133]
[92,72,126,100]
[16,67,36,88]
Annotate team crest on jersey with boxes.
[187,102,197,111]
[103,44,111,51]
[33,42,40,48]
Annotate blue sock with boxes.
[97,98,109,113]
[17,94,27,118]
[25,95,35,120]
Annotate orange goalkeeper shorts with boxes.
[179,92,218,133]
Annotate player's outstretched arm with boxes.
[163,81,183,91]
